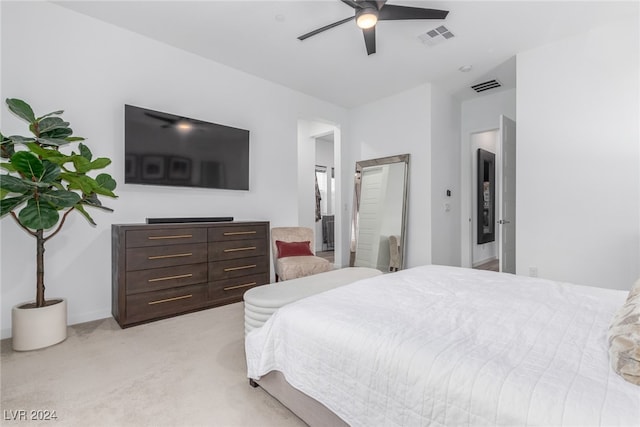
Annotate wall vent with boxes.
[471,79,502,93]
[418,25,455,47]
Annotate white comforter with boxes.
[245,265,640,426]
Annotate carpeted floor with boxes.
[0,302,305,427]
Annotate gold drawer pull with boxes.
[148,234,193,240]
[223,231,257,236]
[148,252,192,260]
[224,264,257,272]
[224,282,257,291]
[224,246,256,253]
[148,273,193,283]
[148,294,193,305]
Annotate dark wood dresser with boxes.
[112,221,269,328]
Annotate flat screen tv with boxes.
[124,105,249,190]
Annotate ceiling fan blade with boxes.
[145,111,176,124]
[378,5,449,21]
[298,16,355,41]
[340,0,362,9]
[363,26,376,55]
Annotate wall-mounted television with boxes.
[124,105,249,190]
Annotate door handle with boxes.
[497,219,511,224]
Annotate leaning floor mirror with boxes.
[350,154,410,272]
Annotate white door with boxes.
[498,115,516,273]
[354,166,385,268]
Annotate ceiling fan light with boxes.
[356,8,378,29]
[176,121,193,131]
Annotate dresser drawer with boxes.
[208,238,267,261]
[125,284,208,324]
[209,273,268,302]
[208,224,267,242]
[126,263,208,295]
[126,243,207,271]
[126,228,207,248]
[208,256,269,281]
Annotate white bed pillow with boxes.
[608,278,640,385]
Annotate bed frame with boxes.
[250,371,348,427]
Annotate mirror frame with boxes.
[350,154,410,271]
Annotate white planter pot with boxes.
[12,298,67,351]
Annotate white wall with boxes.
[430,85,462,266]
[0,2,347,337]
[517,18,639,290]
[348,84,432,267]
[460,89,517,267]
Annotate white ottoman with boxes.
[243,267,382,334]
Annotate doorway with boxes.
[466,115,517,274]
[470,130,499,270]
[315,133,335,263]
[296,120,341,269]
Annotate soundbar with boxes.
[146,217,234,224]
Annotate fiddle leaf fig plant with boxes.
[0,98,117,308]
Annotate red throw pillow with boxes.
[276,240,313,258]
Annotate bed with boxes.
[245,265,640,426]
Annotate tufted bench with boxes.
[243,267,382,335]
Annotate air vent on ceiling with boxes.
[418,25,454,47]
[471,79,502,93]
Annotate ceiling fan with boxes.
[298,0,449,55]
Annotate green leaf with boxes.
[37,117,70,134]
[40,160,61,183]
[83,192,115,210]
[96,173,117,191]
[62,173,93,194]
[18,198,59,230]
[88,157,111,171]
[36,110,64,121]
[65,136,85,142]
[41,127,73,140]
[25,142,63,159]
[8,135,36,144]
[39,189,81,208]
[0,195,30,216]
[92,185,116,198]
[72,155,91,173]
[6,98,36,123]
[0,162,16,172]
[1,141,15,159]
[11,151,43,180]
[0,174,32,193]
[79,143,92,161]
[73,204,96,226]
[36,137,71,147]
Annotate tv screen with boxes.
[124,105,249,190]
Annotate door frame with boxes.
[462,127,499,268]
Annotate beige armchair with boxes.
[271,227,332,281]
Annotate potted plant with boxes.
[0,98,117,351]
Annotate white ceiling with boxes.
[55,1,637,108]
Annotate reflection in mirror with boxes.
[477,149,495,244]
[350,154,409,272]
